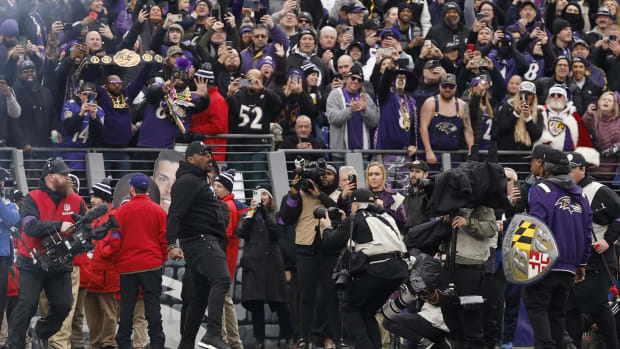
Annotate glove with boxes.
[601,145,619,157]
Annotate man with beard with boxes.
[167,141,232,349]
[376,67,418,187]
[7,158,87,349]
[570,56,602,116]
[425,2,470,56]
[393,3,429,56]
[419,73,473,166]
[571,39,606,89]
[403,160,429,229]
[534,85,599,167]
[7,60,58,185]
[88,59,154,176]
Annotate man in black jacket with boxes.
[566,152,620,349]
[570,56,602,116]
[167,141,231,349]
[425,2,470,57]
[403,160,429,230]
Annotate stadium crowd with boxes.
[1,0,620,349]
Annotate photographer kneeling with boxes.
[322,188,408,349]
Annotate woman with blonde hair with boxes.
[496,81,544,173]
[583,92,620,179]
[365,162,407,231]
[496,81,544,151]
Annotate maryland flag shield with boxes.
[502,214,559,285]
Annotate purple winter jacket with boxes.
[240,25,289,74]
[529,175,592,274]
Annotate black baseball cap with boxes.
[185,140,210,158]
[545,149,569,166]
[351,188,375,203]
[404,160,429,172]
[41,157,72,177]
[567,152,587,168]
[525,144,553,160]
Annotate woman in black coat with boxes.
[238,184,293,348]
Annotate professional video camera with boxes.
[382,253,442,320]
[313,206,342,228]
[9,204,119,272]
[294,156,326,192]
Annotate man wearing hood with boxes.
[287,28,329,89]
[168,141,232,349]
[534,85,600,167]
[566,152,620,349]
[535,56,578,103]
[425,2,470,57]
[524,148,592,349]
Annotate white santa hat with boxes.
[548,85,567,99]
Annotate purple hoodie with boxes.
[529,175,592,274]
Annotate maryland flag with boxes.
[502,214,559,285]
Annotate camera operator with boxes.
[0,167,19,326]
[7,158,87,349]
[440,206,497,349]
[321,188,408,349]
[280,163,340,349]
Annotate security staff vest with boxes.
[18,190,82,258]
[582,181,607,241]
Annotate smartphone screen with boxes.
[88,94,96,104]
[252,190,262,204]
[292,74,299,84]
[225,40,233,47]
[424,40,431,47]
[238,79,252,87]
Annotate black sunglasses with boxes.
[440,83,456,89]
[349,76,363,82]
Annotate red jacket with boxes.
[78,258,91,288]
[88,206,121,293]
[189,87,229,162]
[222,194,240,282]
[110,195,168,274]
[19,190,82,258]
